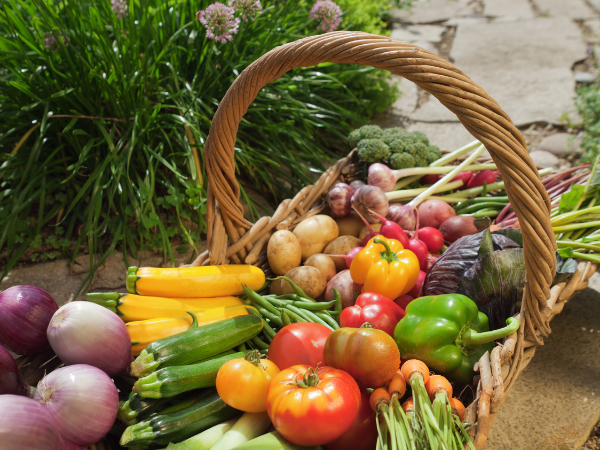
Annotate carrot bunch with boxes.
[370,359,476,450]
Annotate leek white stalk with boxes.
[163,419,236,450]
[386,180,465,202]
[229,431,314,450]
[210,412,271,450]
[390,163,496,179]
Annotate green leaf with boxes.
[491,228,523,246]
[478,229,494,257]
[553,253,578,285]
[559,185,586,214]
[141,212,160,230]
[557,247,575,258]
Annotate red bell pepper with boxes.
[355,292,405,322]
[340,302,399,337]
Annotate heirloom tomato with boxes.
[266,365,360,446]
[267,323,332,370]
[325,388,378,450]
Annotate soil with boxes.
[584,422,600,449]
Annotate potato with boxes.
[305,254,337,282]
[269,278,284,296]
[281,266,327,299]
[358,223,382,241]
[324,236,362,271]
[335,212,365,238]
[293,215,339,261]
[267,230,302,276]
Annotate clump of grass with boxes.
[0,0,400,290]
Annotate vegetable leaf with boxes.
[559,185,586,214]
[557,247,575,258]
[478,229,494,257]
[491,228,523,246]
[553,252,578,285]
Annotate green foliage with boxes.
[0,0,403,285]
[576,80,600,162]
[357,139,390,163]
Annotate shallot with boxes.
[0,343,30,396]
[328,183,354,218]
[387,204,417,231]
[351,185,389,224]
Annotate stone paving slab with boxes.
[484,0,534,18]
[392,76,419,116]
[405,121,478,151]
[390,0,477,24]
[486,273,600,450]
[449,17,587,125]
[391,24,446,44]
[410,96,461,122]
[535,0,594,19]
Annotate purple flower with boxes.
[309,0,342,33]
[43,33,69,52]
[111,0,128,19]
[43,36,56,50]
[228,0,262,22]
[197,2,240,44]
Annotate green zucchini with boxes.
[130,315,262,377]
[120,389,241,447]
[118,393,171,425]
[133,351,248,398]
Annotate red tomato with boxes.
[325,389,378,450]
[267,323,332,370]
[339,303,398,337]
[266,365,360,446]
[355,292,405,321]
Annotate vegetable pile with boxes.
[1,124,597,449]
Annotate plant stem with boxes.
[387,180,465,202]
[459,317,520,348]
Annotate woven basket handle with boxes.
[204,31,556,317]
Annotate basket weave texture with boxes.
[192,31,597,448]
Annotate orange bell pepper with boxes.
[349,236,420,300]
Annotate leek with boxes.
[210,411,271,450]
[163,419,236,450]
[229,431,321,450]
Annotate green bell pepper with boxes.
[394,294,519,385]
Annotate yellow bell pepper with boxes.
[349,236,420,300]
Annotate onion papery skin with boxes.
[47,301,131,375]
[0,285,58,355]
[34,364,119,446]
[0,394,62,450]
[0,343,27,396]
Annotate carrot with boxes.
[425,375,453,401]
[489,224,502,232]
[388,370,407,399]
[450,398,466,422]
[370,387,391,413]
[400,359,430,384]
[401,397,414,413]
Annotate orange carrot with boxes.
[388,370,407,399]
[489,224,502,232]
[370,387,391,413]
[425,374,452,401]
[450,398,466,422]
[400,359,430,384]
[401,397,414,413]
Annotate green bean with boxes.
[333,289,343,315]
[261,330,273,343]
[243,287,280,315]
[256,307,284,327]
[286,305,332,330]
[455,202,508,214]
[237,342,247,352]
[276,294,308,302]
[252,335,269,350]
[275,276,313,300]
[281,308,307,323]
[273,298,337,311]
[461,209,500,218]
[281,309,292,326]
[315,311,340,329]
[246,306,277,338]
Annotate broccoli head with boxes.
[348,125,383,147]
[411,131,430,145]
[381,127,412,145]
[425,145,442,165]
[404,141,427,157]
[413,155,428,168]
[357,139,390,163]
[389,152,416,170]
[388,138,408,154]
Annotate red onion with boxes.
[351,185,389,224]
[0,394,63,449]
[0,343,29,396]
[61,439,88,450]
[34,364,119,446]
[349,180,366,191]
[328,182,354,218]
[47,301,131,375]
[0,285,58,355]
[387,204,416,231]
[368,163,396,192]
[438,216,479,243]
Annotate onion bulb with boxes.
[0,343,29,396]
[47,301,131,375]
[34,364,119,446]
[349,180,366,191]
[387,204,416,231]
[351,185,389,224]
[0,394,63,450]
[0,285,58,355]
[328,183,354,218]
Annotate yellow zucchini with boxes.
[86,292,245,322]
[127,305,257,355]
[127,265,265,298]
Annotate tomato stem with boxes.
[244,349,267,370]
[292,365,321,389]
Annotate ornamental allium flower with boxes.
[197,2,240,44]
[43,33,69,52]
[309,0,342,33]
[111,0,129,19]
[228,0,262,22]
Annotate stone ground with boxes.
[380,0,600,448]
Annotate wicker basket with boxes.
[190,31,598,449]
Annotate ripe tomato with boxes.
[267,323,332,370]
[325,389,378,450]
[216,350,280,412]
[266,365,360,446]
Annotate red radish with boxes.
[420,174,441,185]
[329,247,364,269]
[395,295,414,310]
[467,170,499,188]
[426,254,439,272]
[408,271,426,298]
[416,227,444,253]
[369,211,409,248]
[416,199,456,229]
[439,216,479,243]
[387,204,416,231]
[451,171,475,190]
[407,238,428,272]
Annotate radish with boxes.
[420,174,441,185]
[426,253,439,272]
[395,294,414,310]
[407,237,428,272]
[438,216,479,243]
[467,170,499,189]
[408,271,426,298]
[417,227,444,253]
[417,199,456,229]
[369,211,409,248]
[451,171,475,190]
